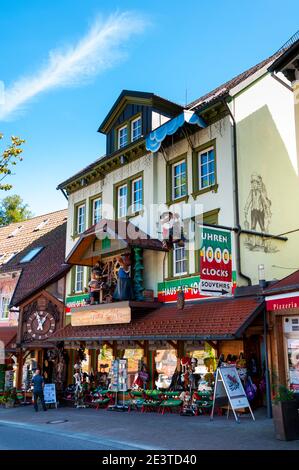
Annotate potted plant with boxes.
[272,385,299,441]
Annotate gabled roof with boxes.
[263,270,299,296]
[98,90,183,134]
[52,296,264,341]
[66,218,167,267]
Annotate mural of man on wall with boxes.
[244,173,277,252]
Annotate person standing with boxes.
[32,369,47,412]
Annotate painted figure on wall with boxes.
[244,173,277,253]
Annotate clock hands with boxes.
[35,312,48,331]
[41,313,48,326]
[35,312,43,331]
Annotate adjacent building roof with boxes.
[0,209,69,307]
[0,326,17,348]
[0,209,67,270]
[52,296,264,341]
[263,270,299,296]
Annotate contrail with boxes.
[0,11,147,120]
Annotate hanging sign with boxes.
[44,383,57,405]
[157,276,200,302]
[211,367,255,422]
[71,302,131,326]
[199,226,233,296]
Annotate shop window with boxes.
[81,350,90,375]
[155,349,178,385]
[131,116,142,141]
[172,160,187,200]
[123,348,144,388]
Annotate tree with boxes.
[0,133,25,191]
[0,195,33,226]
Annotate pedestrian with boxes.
[32,369,47,412]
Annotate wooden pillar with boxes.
[275,315,287,387]
[16,349,23,389]
[67,349,74,385]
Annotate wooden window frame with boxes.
[73,201,86,237]
[166,154,189,205]
[89,193,103,227]
[114,171,144,220]
[192,139,218,197]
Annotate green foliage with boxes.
[133,247,144,301]
[273,385,295,403]
[0,194,33,226]
[0,133,25,191]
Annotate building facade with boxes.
[53,39,299,396]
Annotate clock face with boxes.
[26,311,56,340]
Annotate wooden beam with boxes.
[206,340,217,350]
[167,340,177,349]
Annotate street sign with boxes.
[211,367,255,422]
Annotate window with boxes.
[0,296,10,319]
[118,184,128,218]
[8,226,23,238]
[20,247,43,263]
[75,266,84,293]
[199,147,215,189]
[172,160,187,200]
[33,219,49,231]
[131,117,142,141]
[4,252,18,264]
[76,204,85,234]
[118,125,128,149]
[92,197,102,225]
[132,177,143,213]
[173,243,187,276]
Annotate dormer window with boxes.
[131,116,142,141]
[118,125,128,149]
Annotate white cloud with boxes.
[0,11,147,120]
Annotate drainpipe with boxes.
[223,98,252,286]
[263,306,273,418]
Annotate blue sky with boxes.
[0,0,298,216]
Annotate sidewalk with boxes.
[0,405,299,450]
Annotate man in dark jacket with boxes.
[32,370,47,412]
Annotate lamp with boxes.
[258,264,267,288]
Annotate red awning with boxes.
[52,297,264,342]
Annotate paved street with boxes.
[0,405,299,450]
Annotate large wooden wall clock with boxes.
[26,311,56,340]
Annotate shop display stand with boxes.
[108,359,128,412]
